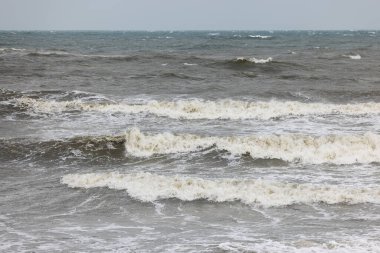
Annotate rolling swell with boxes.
[218,57,304,72]
[125,128,380,164]
[27,51,71,58]
[61,172,380,207]
[0,135,125,163]
[2,47,205,64]
[2,47,304,73]
[130,72,204,80]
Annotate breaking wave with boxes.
[61,172,380,207]
[344,54,362,60]
[248,35,272,39]
[13,97,380,120]
[0,47,26,53]
[124,128,380,164]
[234,57,273,64]
[27,51,71,57]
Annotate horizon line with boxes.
[0,29,379,32]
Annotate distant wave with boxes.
[0,47,186,62]
[220,57,303,72]
[0,47,75,57]
[235,57,273,64]
[0,47,26,53]
[61,172,380,207]
[13,97,380,120]
[248,35,272,39]
[27,51,71,57]
[125,128,380,164]
[129,72,203,80]
[343,54,361,60]
[26,51,139,61]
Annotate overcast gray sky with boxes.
[1,0,380,30]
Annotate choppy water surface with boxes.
[1,31,380,252]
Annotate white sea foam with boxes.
[124,128,380,164]
[344,54,361,60]
[31,50,70,56]
[14,97,380,120]
[235,57,273,64]
[61,172,380,207]
[0,47,26,53]
[249,57,273,63]
[249,35,272,39]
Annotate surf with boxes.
[124,128,380,165]
[61,172,380,207]
[13,97,380,120]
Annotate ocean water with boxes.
[1,30,380,252]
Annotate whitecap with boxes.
[124,128,380,164]
[62,172,380,207]
[348,54,361,60]
[234,57,273,64]
[248,57,273,64]
[249,35,272,39]
[14,97,380,120]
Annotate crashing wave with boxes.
[124,128,380,164]
[14,97,380,120]
[61,172,380,207]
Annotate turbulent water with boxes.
[1,30,380,252]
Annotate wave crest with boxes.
[125,128,380,164]
[61,172,380,207]
[248,35,272,39]
[343,54,362,60]
[13,97,380,120]
[235,57,273,64]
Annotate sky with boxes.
[1,0,380,30]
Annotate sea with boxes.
[1,30,380,252]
